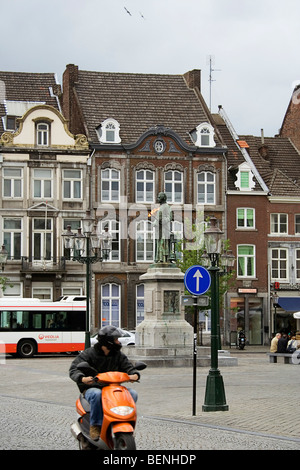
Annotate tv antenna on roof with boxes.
[207,55,221,112]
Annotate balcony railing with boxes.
[21,256,66,272]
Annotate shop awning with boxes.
[277,297,300,312]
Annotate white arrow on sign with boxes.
[193,269,203,292]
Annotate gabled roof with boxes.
[212,112,265,192]
[63,65,224,148]
[0,71,61,134]
[213,109,300,196]
[239,135,300,196]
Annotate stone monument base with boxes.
[127,263,238,367]
[123,345,238,367]
[134,264,193,361]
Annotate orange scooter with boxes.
[71,361,147,450]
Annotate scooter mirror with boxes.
[77,361,98,377]
[135,361,147,371]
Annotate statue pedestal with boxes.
[125,264,194,366]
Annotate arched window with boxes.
[164,170,183,203]
[197,171,215,204]
[193,122,216,148]
[101,283,120,327]
[97,118,121,144]
[136,169,155,203]
[36,122,49,146]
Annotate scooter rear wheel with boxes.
[115,432,136,450]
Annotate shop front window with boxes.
[230,297,263,345]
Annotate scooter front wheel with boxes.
[115,432,136,450]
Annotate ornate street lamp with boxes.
[202,217,229,412]
[62,211,112,349]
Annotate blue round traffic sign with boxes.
[184,265,211,296]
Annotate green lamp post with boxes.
[202,217,228,412]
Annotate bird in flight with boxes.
[124,6,132,16]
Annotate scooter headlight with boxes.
[110,406,134,416]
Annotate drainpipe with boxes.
[87,149,95,210]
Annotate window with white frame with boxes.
[3,218,22,260]
[237,245,255,277]
[270,213,288,234]
[235,163,255,191]
[164,170,183,203]
[3,168,22,198]
[101,283,120,327]
[63,169,82,199]
[192,123,216,147]
[2,283,22,297]
[136,284,144,325]
[271,248,288,281]
[197,171,215,204]
[101,168,120,202]
[62,287,83,297]
[97,118,121,144]
[33,169,52,198]
[136,169,155,203]
[32,285,52,300]
[33,218,52,261]
[136,220,154,262]
[100,220,120,261]
[36,122,50,146]
[295,215,300,234]
[296,249,300,281]
[237,208,255,229]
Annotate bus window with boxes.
[32,313,42,329]
[12,311,30,329]
[68,311,85,331]
[0,311,11,329]
[46,312,67,329]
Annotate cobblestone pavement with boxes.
[0,349,299,451]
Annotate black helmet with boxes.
[97,325,123,350]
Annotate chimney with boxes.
[62,64,79,123]
[183,69,201,92]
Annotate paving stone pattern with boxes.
[0,349,299,450]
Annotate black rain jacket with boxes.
[69,343,140,393]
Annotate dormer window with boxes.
[235,162,255,191]
[3,100,45,132]
[97,118,121,144]
[6,116,17,131]
[191,122,216,148]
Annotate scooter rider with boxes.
[69,325,140,441]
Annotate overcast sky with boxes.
[1,0,300,137]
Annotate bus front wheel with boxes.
[17,340,36,358]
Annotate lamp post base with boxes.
[202,369,229,412]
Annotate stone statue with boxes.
[153,192,172,263]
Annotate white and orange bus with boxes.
[0,297,86,357]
